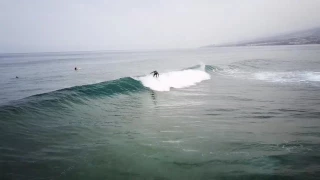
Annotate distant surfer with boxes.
[15,76,19,79]
[150,71,159,78]
[74,67,78,71]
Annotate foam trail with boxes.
[254,71,320,83]
[135,66,210,91]
[216,66,320,83]
[305,72,320,82]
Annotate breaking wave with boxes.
[0,64,212,112]
[134,64,211,91]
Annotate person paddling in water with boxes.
[150,70,159,78]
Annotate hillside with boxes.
[203,27,320,47]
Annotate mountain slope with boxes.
[203,27,320,47]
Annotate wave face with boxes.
[1,64,212,109]
[134,64,211,91]
[1,77,146,111]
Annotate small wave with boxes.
[134,64,211,91]
[162,140,182,143]
[0,77,146,114]
[160,130,183,133]
[182,149,199,152]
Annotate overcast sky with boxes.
[1,0,320,53]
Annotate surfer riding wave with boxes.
[150,71,159,78]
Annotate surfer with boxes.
[74,67,78,71]
[150,71,159,78]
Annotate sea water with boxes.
[1,45,320,179]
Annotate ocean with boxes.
[1,45,320,180]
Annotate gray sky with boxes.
[1,0,320,53]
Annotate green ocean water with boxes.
[1,45,320,179]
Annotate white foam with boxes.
[219,68,320,83]
[254,71,320,83]
[135,66,210,91]
[305,72,320,82]
[254,72,297,82]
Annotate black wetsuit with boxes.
[151,71,159,78]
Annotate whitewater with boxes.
[135,64,210,91]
